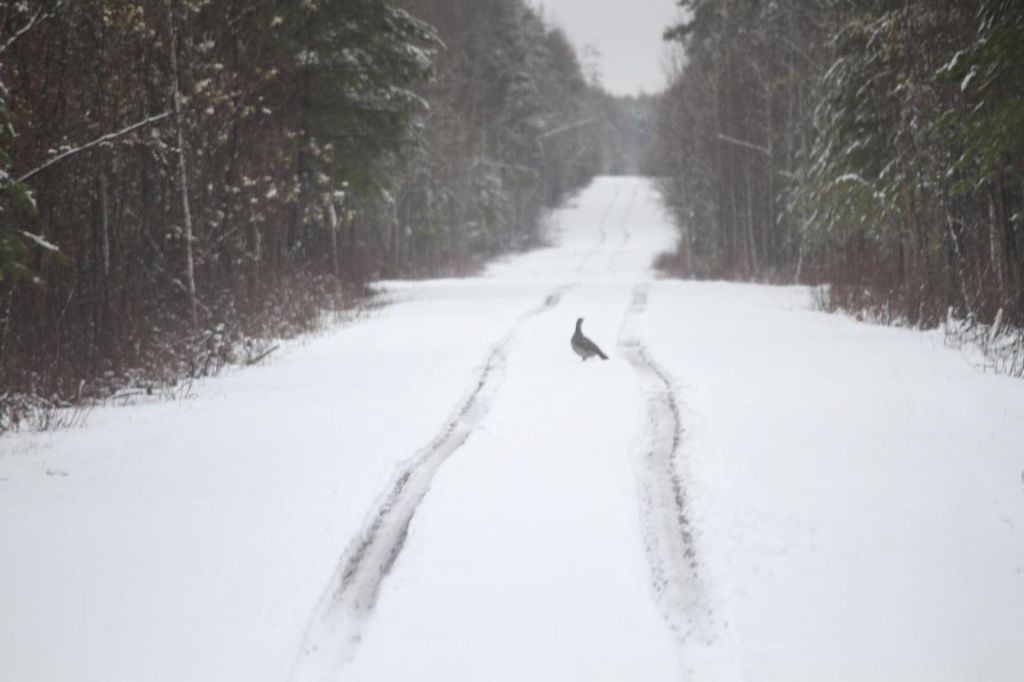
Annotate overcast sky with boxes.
[527,0,683,96]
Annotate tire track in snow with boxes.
[288,285,570,681]
[619,283,706,643]
[607,184,639,271]
[577,185,620,272]
[620,185,637,246]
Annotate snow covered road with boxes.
[3,177,1024,681]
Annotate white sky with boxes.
[528,0,683,96]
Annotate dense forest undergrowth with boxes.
[0,0,654,431]
[651,0,1024,375]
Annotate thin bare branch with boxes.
[0,0,63,56]
[16,111,171,184]
[538,117,599,140]
[716,133,771,156]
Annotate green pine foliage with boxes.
[655,0,1024,327]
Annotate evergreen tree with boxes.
[0,0,610,427]
[654,0,1024,326]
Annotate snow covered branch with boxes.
[537,118,599,140]
[16,112,171,183]
[18,230,60,253]
[0,0,64,56]
[716,133,771,157]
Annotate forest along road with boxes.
[3,176,1024,682]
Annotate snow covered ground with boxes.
[2,176,1023,681]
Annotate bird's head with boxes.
[575,317,584,329]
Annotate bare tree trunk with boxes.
[745,164,759,278]
[996,173,1018,298]
[99,173,110,281]
[711,72,726,273]
[165,0,197,328]
[988,184,1006,306]
[327,199,341,280]
[944,203,975,318]
[98,171,111,356]
[347,213,358,273]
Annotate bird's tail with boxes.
[598,349,609,360]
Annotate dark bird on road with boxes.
[571,318,608,361]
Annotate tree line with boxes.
[0,0,639,429]
[652,0,1024,330]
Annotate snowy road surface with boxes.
[2,177,1024,681]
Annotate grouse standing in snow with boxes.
[571,318,608,361]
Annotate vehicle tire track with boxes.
[618,283,705,643]
[288,286,570,682]
[577,185,620,272]
[608,184,639,271]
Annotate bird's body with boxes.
[571,318,608,361]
